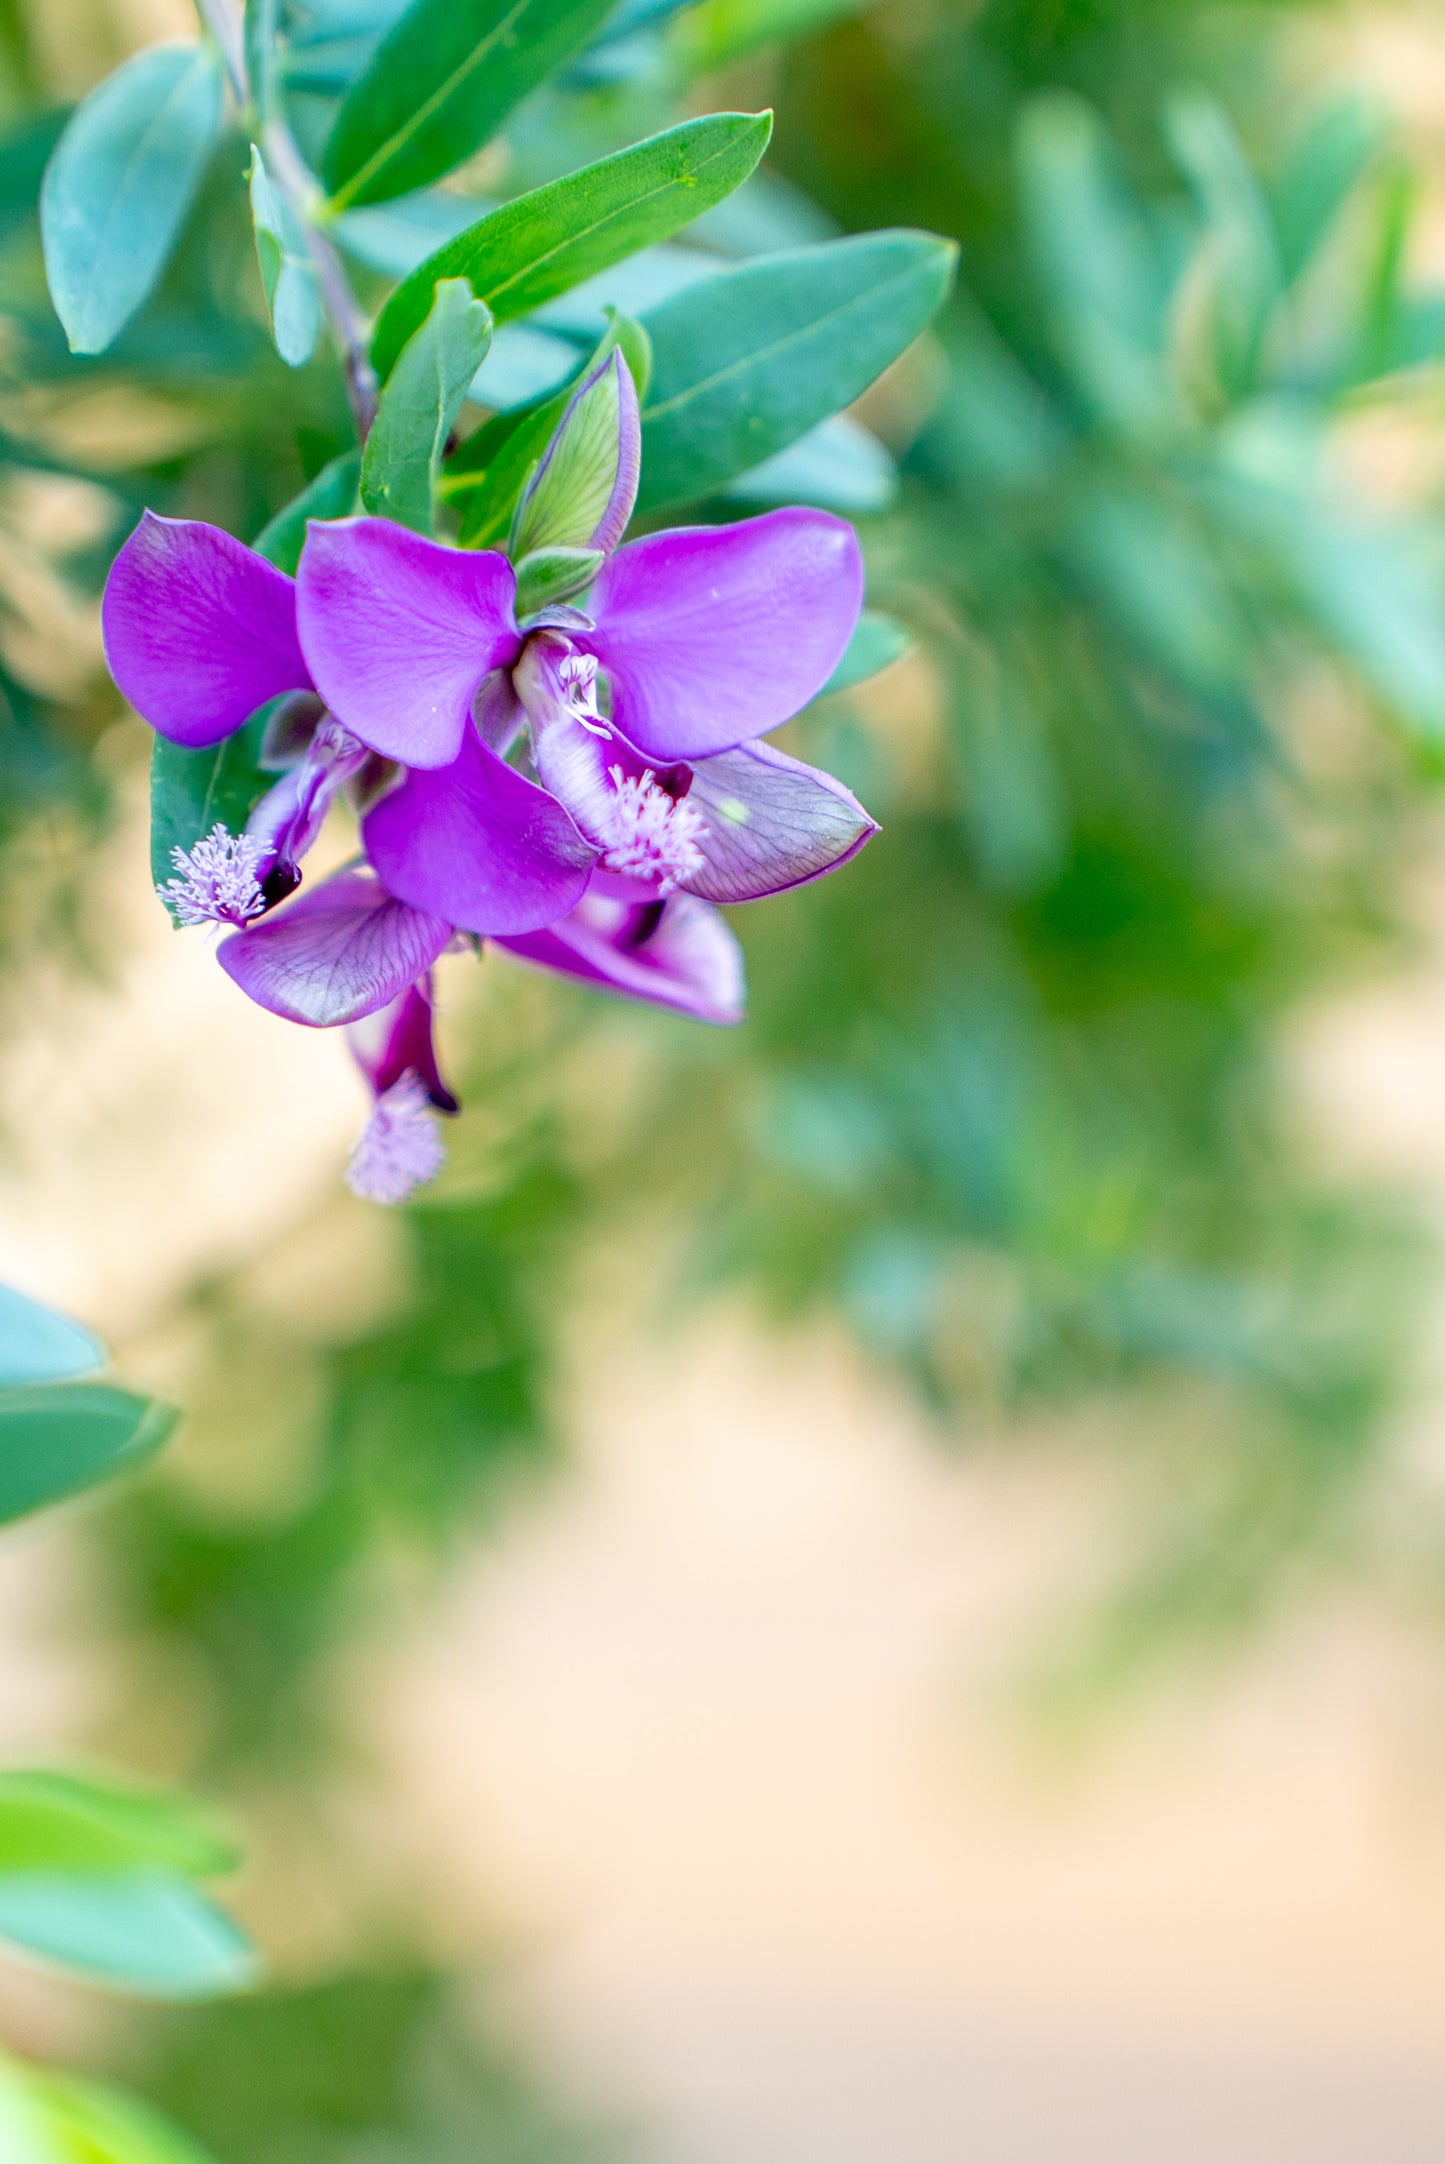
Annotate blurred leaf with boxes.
[0,1386,174,1525]
[724,413,896,513]
[824,608,909,692]
[252,450,362,575]
[40,44,224,354]
[1270,96,1383,287]
[673,0,864,69]
[370,111,771,380]
[0,1873,255,1997]
[1167,89,1282,404]
[636,228,957,510]
[29,2070,216,2164]
[361,276,492,530]
[0,1286,101,1390]
[0,1772,239,1880]
[331,188,484,278]
[1016,92,1172,432]
[248,146,322,368]
[321,0,617,210]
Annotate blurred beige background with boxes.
[5,764,1445,2159]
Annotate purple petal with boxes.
[682,739,878,902]
[217,866,451,1026]
[495,887,744,1025]
[580,509,864,761]
[101,512,310,748]
[362,724,595,935]
[296,518,521,769]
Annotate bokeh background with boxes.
[9,0,1445,2156]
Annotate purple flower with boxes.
[101,348,881,1200]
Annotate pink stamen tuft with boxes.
[602,767,707,893]
[345,1071,446,1205]
[161,824,267,928]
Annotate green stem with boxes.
[194,0,379,439]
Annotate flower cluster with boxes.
[102,354,877,1204]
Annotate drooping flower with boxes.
[101,346,882,1200]
[344,975,458,1205]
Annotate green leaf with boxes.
[0,1386,174,1525]
[724,414,896,514]
[0,1772,239,1880]
[150,714,275,908]
[636,229,957,511]
[248,145,322,368]
[321,0,617,212]
[673,0,865,70]
[0,1286,101,1391]
[362,277,492,532]
[0,2061,57,2164]
[30,2071,217,2164]
[40,43,224,355]
[824,609,911,694]
[252,451,362,575]
[0,1872,256,1997]
[370,111,771,380]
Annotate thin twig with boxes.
[194,0,379,440]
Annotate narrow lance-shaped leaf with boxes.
[0,1871,256,1998]
[40,43,224,355]
[370,111,772,380]
[636,228,957,510]
[0,1285,101,1390]
[0,1385,174,1525]
[0,1771,240,1879]
[29,2070,220,2164]
[249,145,322,368]
[322,0,618,211]
[361,277,492,532]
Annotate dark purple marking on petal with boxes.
[362,722,596,936]
[681,738,878,903]
[217,865,451,1027]
[101,512,310,748]
[296,517,521,769]
[495,886,745,1025]
[580,508,864,761]
[348,976,458,1112]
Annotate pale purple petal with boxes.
[681,739,878,903]
[362,724,596,935]
[296,518,521,769]
[217,865,452,1026]
[102,512,310,748]
[495,888,744,1025]
[579,509,864,761]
